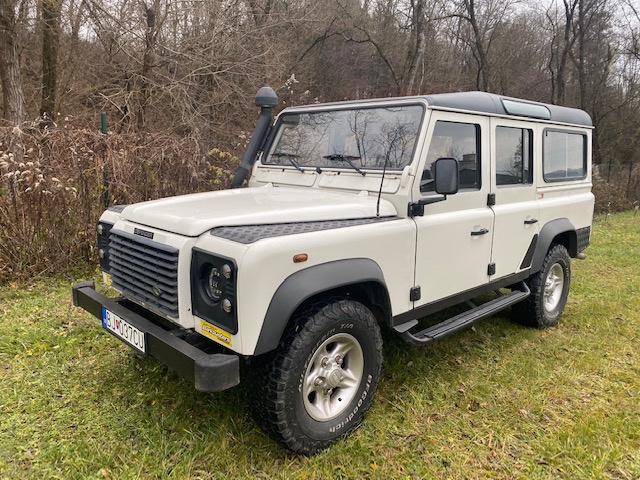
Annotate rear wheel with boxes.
[249,298,383,455]
[513,243,571,328]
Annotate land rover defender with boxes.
[73,87,594,454]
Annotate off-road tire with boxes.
[513,243,571,328]
[248,298,383,455]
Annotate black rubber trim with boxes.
[530,218,576,272]
[520,234,538,269]
[253,259,389,355]
[576,226,591,252]
[72,282,239,392]
[542,128,588,183]
[393,270,529,327]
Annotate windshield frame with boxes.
[260,101,426,173]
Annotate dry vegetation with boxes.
[0,124,238,282]
[1,0,640,281]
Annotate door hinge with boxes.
[408,202,424,217]
[410,286,421,301]
[487,193,496,206]
[488,263,496,276]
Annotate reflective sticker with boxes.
[200,320,233,348]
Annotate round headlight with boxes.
[97,224,104,235]
[206,266,222,301]
[221,264,232,279]
[98,249,106,259]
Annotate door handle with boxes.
[471,228,489,236]
[524,218,539,225]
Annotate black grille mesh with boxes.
[211,216,399,244]
[108,229,179,318]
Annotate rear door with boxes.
[489,118,540,279]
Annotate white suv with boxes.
[73,87,594,454]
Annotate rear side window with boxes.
[421,120,480,192]
[496,126,533,185]
[543,130,587,181]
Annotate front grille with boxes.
[108,229,179,318]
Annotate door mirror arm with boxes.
[408,196,447,217]
[410,157,459,217]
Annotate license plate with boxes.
[102,307,147,354]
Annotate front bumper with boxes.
[72,281,240,392]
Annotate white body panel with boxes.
[229,219,415,354]
[121,184,397,237]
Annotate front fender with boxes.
[253,258,389,355]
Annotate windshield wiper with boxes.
[271,152,304,173]
[323,154,366,176]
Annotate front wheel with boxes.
[249,298,383,455]
[513,243,571,328]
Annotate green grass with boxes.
[1,211,639,479]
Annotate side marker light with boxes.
[293,254,308,263]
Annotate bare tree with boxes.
[546,0,578,104]
[450,0,518,92]
[0,0,26,124]
[41,0,63,117]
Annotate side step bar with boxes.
[396,282,530,346]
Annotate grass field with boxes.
[1,212,638,479]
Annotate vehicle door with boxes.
[489,119,540,279]
[413,112,494,306]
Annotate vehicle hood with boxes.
[121,185,398,237]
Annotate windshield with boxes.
[264,105,424,171]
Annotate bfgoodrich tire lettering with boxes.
[513,243,571,328]
[248,298,383,455]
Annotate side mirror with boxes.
[434,157,459,195]
[409,157,459,216]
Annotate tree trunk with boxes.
[461,0,491,92]
[138,1,158,130]
[0,1,26,124]
[41,0,62,117]
[405,0,427,95]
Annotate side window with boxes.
[496,126,533,186]
[421,121,480,192]
[543,130,587,181]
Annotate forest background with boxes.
[0,0,639,281]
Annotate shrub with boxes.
[0,124,238,282]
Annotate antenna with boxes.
[376,153,390,217]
